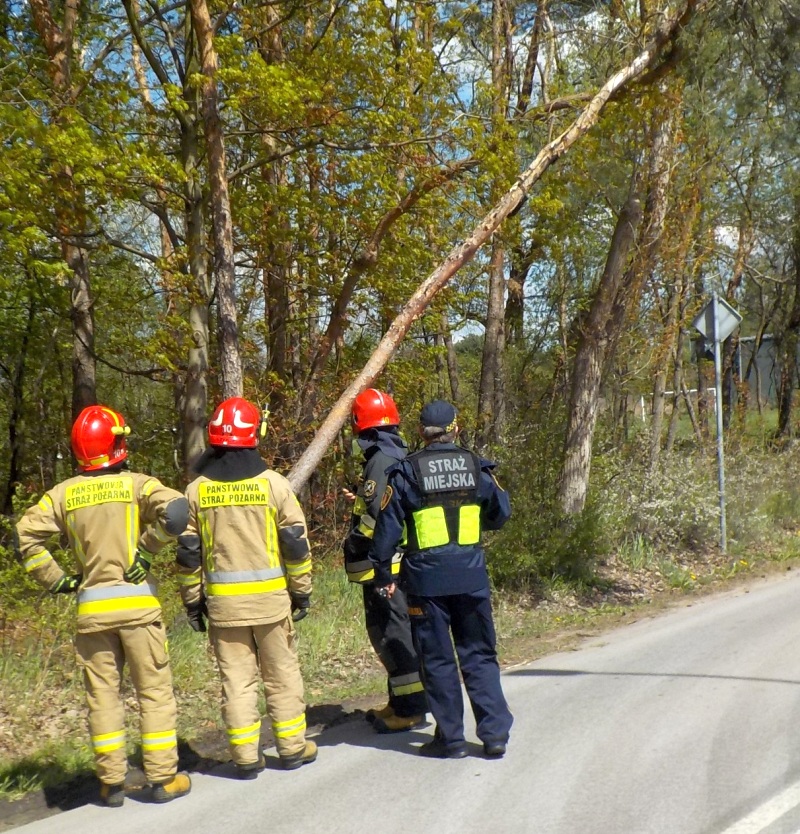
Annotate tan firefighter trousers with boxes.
[210,617,307,765]
[75,621,178,786]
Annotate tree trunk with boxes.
[556,185,642,516]
[28,0,96,418]
[124,0,210,473]
[477,240,507,447]
[189,0,243,399]
[286,0,709,492]
[777,189,800,439]
[441,312,461,405]
[638,95,678,468]
[2,293,34,512]
[476,0,509,450]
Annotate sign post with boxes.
[692,293,742,554]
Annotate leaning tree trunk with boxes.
[190,0,243,399]
[556,185,642,516]
[286,0,709,492]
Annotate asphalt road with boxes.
[11,571,800,834]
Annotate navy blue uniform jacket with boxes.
[369,442,511,597]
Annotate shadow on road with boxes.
[508,667,800,685]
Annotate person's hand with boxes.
[290,592,311,622]
[375,582,396,600]
[185,599,208,633]
[123,550,152,584]
[341,487,356,503]
[50,574,81,594]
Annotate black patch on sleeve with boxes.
[164,497,189,536]
[279,525,310,561]
[176,534,202,569]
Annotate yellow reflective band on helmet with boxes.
[412,506,450,549]
[207,577,287,596]
[273,714,305,738]
[285,558,311,576]
[23,551,53,572]
[142,730,177,751]
[458,505,481,545]
[92,729,126,753]
[228,721,261,745]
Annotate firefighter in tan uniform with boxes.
[177,397,316,779]
[15,405,192,807]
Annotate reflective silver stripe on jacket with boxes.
[78,581,159,602]
[207,567,285,584]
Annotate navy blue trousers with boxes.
[408,586,512,748]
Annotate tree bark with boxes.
[287,0,708,491]
[477,241,507,448]
[28,0,96,418]
[2,292,34,512]
[776,187,800,439]
[124,0,210,473]
[640,96,679,468]
[556,185,642,516]
[189,0,243,399]
[441,312,461,405]
[476,0,510,449]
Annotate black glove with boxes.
[50,574,81,595]
[185,598,208,633]
[290,593,311,622]
[123,550,152,584]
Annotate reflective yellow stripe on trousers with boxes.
[228,720,261,746]
[142,729,177,751]
[390,672,425,697]
[273,714,306,739]
[92,729,126,754]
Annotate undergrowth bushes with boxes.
[485,427,800,592]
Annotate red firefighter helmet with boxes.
[71,405,130,471]
[351,389,400,432]
[208,397,262,448]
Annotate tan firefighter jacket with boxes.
[178,468,312,627]
[16,471,188,633]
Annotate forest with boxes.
[1,0,800,583]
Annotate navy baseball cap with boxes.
[419,400,458,430]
